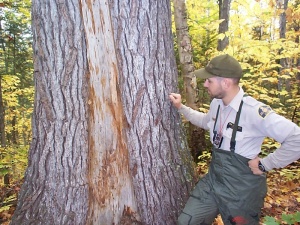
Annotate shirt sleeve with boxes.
[178,105,210,130]
[257,110,300,171]
[261,125,300,171]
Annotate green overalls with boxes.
[178,101,267,225]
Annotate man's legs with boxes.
[220,205,260,225]
[219,196,263,225]
[178,177,219,225]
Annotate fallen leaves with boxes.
[0,161,299,225]
[261,160,300,224]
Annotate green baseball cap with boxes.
[194,54,243,79]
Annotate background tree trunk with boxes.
[11,0,90,224]
[0,18,6,147]
[0,76,6,147]
[110,0,195,224]
[277,0,290,101]
[173,0,206,161]
[217,0,231,51]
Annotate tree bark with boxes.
[173,0,206,161]
[110,0,195,224]
[217,0,231,51]
[11,0,195,224]
[11,0,89,224]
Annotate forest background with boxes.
[0,0,299,224]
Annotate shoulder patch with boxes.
[258,105,272,118]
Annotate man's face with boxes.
[203,77,225,99]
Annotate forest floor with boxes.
[0,160,299,225]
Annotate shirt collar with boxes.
[216,87,244,112]
[229,87,244,112]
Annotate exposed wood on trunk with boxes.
[80,1,137,224]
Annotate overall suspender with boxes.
[212,100,244,152]
[230,101,244,152]
[212,105,221,143]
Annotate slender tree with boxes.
[217,0,231,51]
[0,76,5,147]
[277,0,290,101]
[173,0,206,160]
[0,10,6,147]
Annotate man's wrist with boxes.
[258,160,266,172]
[178,104,185,112]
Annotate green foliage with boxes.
[181,0,300,141]
[0,194,16,213]
[264,212,300,225]
[178,0,300,130]
[0,0,33,146]
[2,75,34,145]
[279,168,300,180]
[263,216,280,225]
[0,146,28,180]
[282,212,300,224]
[0,144,27,215]
[260,138,280,157]
[186,0,219,68]
[197,150,211,164]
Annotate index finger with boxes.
[169,93,180,99]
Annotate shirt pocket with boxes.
[223,127,244,141]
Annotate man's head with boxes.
[194,54,243,80]
[195,55,243,104]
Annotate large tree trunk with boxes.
[173,0,206,161]
[12,0,195,224]
[217,0,231,51]
[110,1,195,224]
[11,0,90,224]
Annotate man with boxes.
[169,54,300,225]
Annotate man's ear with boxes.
[222,78,231,89]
